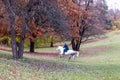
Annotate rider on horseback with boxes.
[63,43,69,55]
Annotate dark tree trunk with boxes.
[11,24,18,59]
[18,17,27,59]
[30,40,35,52]
[3,0,19,59]
[29,34,36,53]
[2,39,8,46]
[50,41,53,47]
[10,15,19,59]
[71,26,86,51]
[71,38,82,51]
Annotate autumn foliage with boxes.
[57,0,92,50]
[0,0,112,59]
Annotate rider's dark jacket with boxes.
[63,43,69,54]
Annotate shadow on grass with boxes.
[0,52,82,73]
[0,52,13,59]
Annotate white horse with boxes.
[56,46,79,61]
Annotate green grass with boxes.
[0,58,45,80]
[1,31,120,80]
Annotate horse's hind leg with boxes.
[68,55,72,62]
[73,55,75,60]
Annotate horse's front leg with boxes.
[76,51,80,57]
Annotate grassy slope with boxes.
[0,31,120,80]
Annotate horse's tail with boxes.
[76,51,80,57]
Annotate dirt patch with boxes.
[25,52,58,57]
[0,48,58,58]
[0,46,110,58]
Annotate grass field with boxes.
[0,31,120,80]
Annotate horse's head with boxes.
[56,46,63,51]
[56,46,64,55]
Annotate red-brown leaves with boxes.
[57,0,91,39]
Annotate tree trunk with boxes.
[29,34,36,53]
[18,17,27,59]
[11,24,18,59]
[30,40,35,52]
[71,38,82,51]
[2,0,19,59]
[50,41,53,47]
[10,15,19,59]
[71,26,86,51]
[2,39,8,46]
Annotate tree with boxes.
[3,0,18,59]
[58,0,93,51]
[108,9,120,29]
[2,0,69,59]
[58,0,109,51]
[82,0,109,38]
[27,19,43,52]
[91,0,110,30]
[0,0,10,45]
[26,0,69,52]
